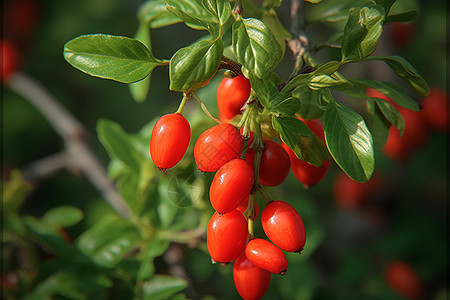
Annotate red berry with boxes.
[150,113,191,171]
[217,74,251,121]
[233,252,271,300]
[421,87,448,132]
[245,238,287,275]
[282,119,330,188]
[207,210,248,263]
[389,22,416,50]
[383,107,428,161]
[261,201,306,253]
[259,140,291,186]
[210,159,254,214]
[237,195,259,220]
[194,123,244,172]
[1,39,20,82]
[384,261,423,300]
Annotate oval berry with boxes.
[261,200,306,253]
[217,74,251,122]
[150,113,191,171]
[384,261,423,300]
[207,210,248,263]
[259,140,291,186]
[282,119,330,188]
[421,87,448,132]
[210,159,254,214]
[1,39,20,82]
[233,252,271,300]
[245,238,287,275]
[194,123,244,172]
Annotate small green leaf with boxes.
[142,275,188,300]
[77,216,139,268]
[138,238,171,280]
[2,169,32,213]
[97,119,143,171]
[374,98,406,135]
[292,86,325,120]
[64,34,163,83]
[166,1,219,36]
[366,98,391,148]
[352,78,419,111]
[232,17,283,79]
[363,56,430,98]
[138,0,183,28]
[309,74,353,90]
[271,97,300,116]
[42,206,84,228]
[261,11,288,55]
[272,116,330,167]
[341,5,385,62]
[248,72,282,109]
[169,39,223,92]
[314,60,342,75]
[202,0,232,28]
[385,10,418,23]
[323,101,374,182]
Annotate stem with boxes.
[6,72,130,219]
[219,56,242,76]
[257,185,273,205]
[192,93,221,124]
[175,93,189,114]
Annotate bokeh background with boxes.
[2,0,447,299]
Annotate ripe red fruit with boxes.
[259,140,291,186]
[237,195,259,220]
[389,22,416,50]
[282,119,330,188]
[217,74,251,121]
[245,238,287,275]
[383,107,428,161]
[333,171,383,211]
[150,113,191,171]
[1,39,20,82]
[384,261,424,300]
[194,123,244,172]
[421,87,448,132]
[210,159,254,214]
[233,252,271,300]
[261,200,306,253]
[207,210,248,263]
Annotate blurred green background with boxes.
[2,0,447,299]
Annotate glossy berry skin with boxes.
[421,87,448,132]
[194,123,244,172]
[259,140,291,186]
[217,74,251,121]
[237,195,259,220]
[1,39,20,82]
[282,119,330,188]
[233,252,271,300]
[384,261,423,300]
[150,113,191,171]
[207,210,248,263]
[245,238,287,275]
[261,201,306,253]
[210,159,254,214]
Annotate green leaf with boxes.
[385,10,418,23]
[261,11,288,55]
[248,72,282,109]
[374,98,406,135]
[201,0,232,28]
[323,101,374,182]
[363,56,430,97]
[77,216,139,268]
[366,98,391,148]
[272,116,330,167]
[64,34,163,83]
[292,86,325,120]
[129,22,152,103]
[352,78,419,111]
[314,60,342,75]
[308,74,353,90]
[138,0,183,28]
[271,97,300,116]
[142,275,188,300]
[97,119,143,171]
[138,237,171,280]
[42,206,84,228]
[341,5,385,62]
[169,39,223,92]
[2,169,32,213]
[232,17,283,79]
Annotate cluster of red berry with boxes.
[150,74,319,299]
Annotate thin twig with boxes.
[6,72,130,219]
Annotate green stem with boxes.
[192,93,221,124]
[175,93,189,115]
